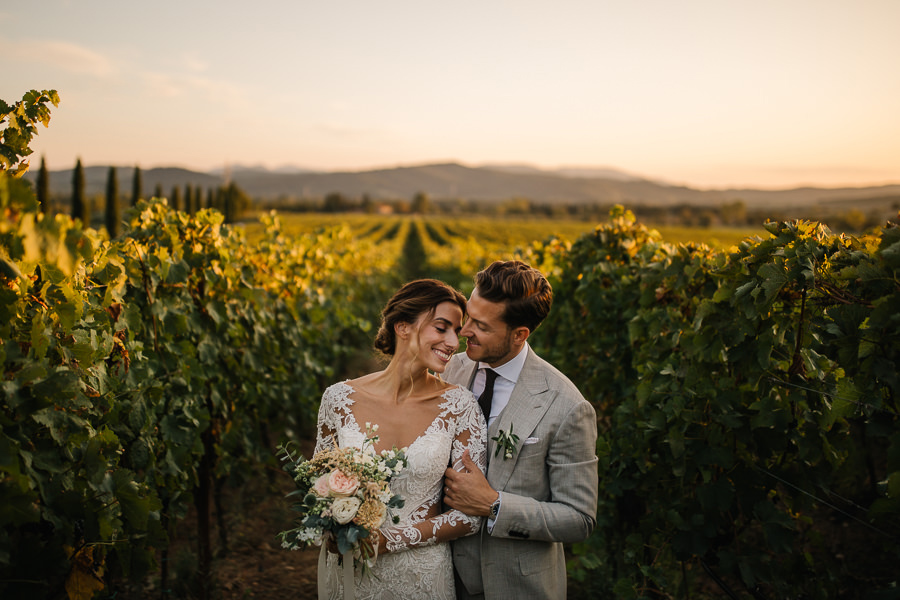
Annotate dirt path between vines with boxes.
[123,442,321,599]
[207,471,322,600]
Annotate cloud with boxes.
[1,39,116,78]
[182,54,209,73]
[310,122,375,139]
[139,71,252,112]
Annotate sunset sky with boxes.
[3,0,899,189]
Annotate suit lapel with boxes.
[487,349,555,490]
[446,354,478,390]
[462,362,478,391]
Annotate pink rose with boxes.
[312,475,331,498]
[327,469,359,497]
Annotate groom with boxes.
[443,260,598,599]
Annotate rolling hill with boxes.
[29,162,900,210]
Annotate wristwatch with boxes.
[489,494,501,520]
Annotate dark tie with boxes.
[478,369,499,420]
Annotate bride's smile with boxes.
[403,300,464,374]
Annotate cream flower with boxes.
[332,497,362,524]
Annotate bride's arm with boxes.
[379,393,487,553]
[314,385,340,454]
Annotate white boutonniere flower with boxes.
[492,425,519,460]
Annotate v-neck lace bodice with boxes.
[315,381,487,599]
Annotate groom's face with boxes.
[460,288,516,367]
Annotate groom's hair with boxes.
[475,261,552,333]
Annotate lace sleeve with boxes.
[314,384,341,454]
[450,390,487,475]
[381,388,487,553]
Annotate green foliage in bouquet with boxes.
[278,425,407,569]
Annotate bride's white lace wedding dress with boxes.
[315,381,487,600]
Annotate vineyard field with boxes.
[240,212,766,250]
[5,89,897,600]
[2,192,897,599]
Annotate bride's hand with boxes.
[370,529,388,554]
[326,529,387,555]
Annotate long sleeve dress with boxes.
[315,381,487,599]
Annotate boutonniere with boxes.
[492,425,519,460]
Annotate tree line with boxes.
[257,190,895,234]
[30,157,253,236]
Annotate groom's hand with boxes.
[444,450,497,517]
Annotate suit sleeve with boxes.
[489,398,598,544]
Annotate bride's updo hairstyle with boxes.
[374,279,466,356]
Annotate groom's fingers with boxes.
[450,449,472,473]
[443,459,495,516]
[443,467,465,508]
[460,450,478,473]
[444,465,462,486]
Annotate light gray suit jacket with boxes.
[446,347,598,600]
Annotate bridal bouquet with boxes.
[277,424,407,569]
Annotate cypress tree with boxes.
[37,155,50,214]
[206,187,214,210]
[412,191,430,214]
[72,158,88,224]
[105,166,120,237]
[131,165,143,206]
[154,182,163,200]
[185,183,193,215]
[170,186,181,212]
[223,184,234,223]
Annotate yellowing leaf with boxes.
[65,545,105,600]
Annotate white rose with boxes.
[331,497,361,524]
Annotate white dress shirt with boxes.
[471,343,529,529]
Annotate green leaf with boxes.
[884,471,900,499]
[758,263,789,304]
[31,406,87,444]
[114,468,157,529]
[696,479,733,511]
[31,368,81,400]
[878,238,900,270]
[0,434,24,482]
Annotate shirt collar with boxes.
[478,342,529,384]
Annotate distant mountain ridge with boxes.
[30,162,900,209]
[474,163,646,181]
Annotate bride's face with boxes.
[406,301,464,373]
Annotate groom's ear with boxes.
[512,326,530,344]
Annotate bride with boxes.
[315,279,487,599]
